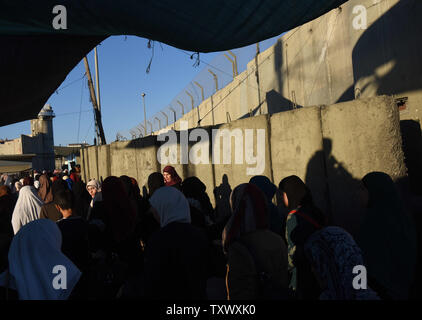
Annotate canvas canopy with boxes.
[0,0,347,126]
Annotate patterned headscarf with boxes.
[304,226,379,300]
[222,183,268,253]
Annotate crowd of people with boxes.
[0,165,419,300]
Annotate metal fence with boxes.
[122,37,279,140]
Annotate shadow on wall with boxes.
[336,0,422,103]
[400,120,422,195]
[352,0,422,99]
[213,174,232,223]
[305,138,363,235]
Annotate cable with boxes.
[54,110,91,117]
[55,74,86,94]
[77,78,85,143]
[82,118,94,143]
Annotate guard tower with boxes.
[30,104,55,170]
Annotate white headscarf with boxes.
[14,181,22,193]
[0,219,81,300]
[86,179,101,192]
[149,186,191,228]
[11,185,43,234]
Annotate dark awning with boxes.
[0,0,348,126]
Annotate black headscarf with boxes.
[279,175,325,226]
[181,176,214,221]
[71,180,91,218]
[52,179,68,196]
[357,172,417,299]
[279,175,313,210]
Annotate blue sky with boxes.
[0,35,281,146]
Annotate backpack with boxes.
[237,238,290,300]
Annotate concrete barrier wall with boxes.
[97,144,110,181]
[321,96,406,234]
[270,106,327,212]
[212,115,272,192]
[80,95,406,235]
[109,141,139,179]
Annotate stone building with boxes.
[0,104,55,172]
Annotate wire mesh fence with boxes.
[119,36,280,140]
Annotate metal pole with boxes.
[208,69,218,92]
[227,50,238,76]
[223,53,236,78]
[83,56,106,145]
[160,111,169,127]
[136,126,144,138]
[169,107,177,123]
[193,81,204,101]
[141,93,147,136]
[186,91,194,111]
[155,116,161,130]
[94,47,101,112]
[147,121,153,135]
[177,100,185,115]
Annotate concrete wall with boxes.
[270,106,326,212]
[321,96,406,234]
[81,95,406,236]
[150,0,421,138]
[0,137,23,155]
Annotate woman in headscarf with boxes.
[70,172,81,183]
[14,181,22,193]
[144,186,209,299]
[1,174,13,189]
[250,175,287,238]
[222,183,289,300]
[279,175,326,299]
[38,174,53,203]
[357,171,418,300]
[162,166,182,189]
[11,185,43,234]
[304,226,379,300]
[33,180,40,190]
[101,176,137,246]
[62,175,73,191]
[97,176,141,274]
[12,181,22,200]
[181,176,215,229]
[0,186,15,274]
[0,219,81,300]
[85,179,102,221]
[147,172,165,197]
[40,179,68,222]
[22,176,34,187]
[120,175,140,214]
